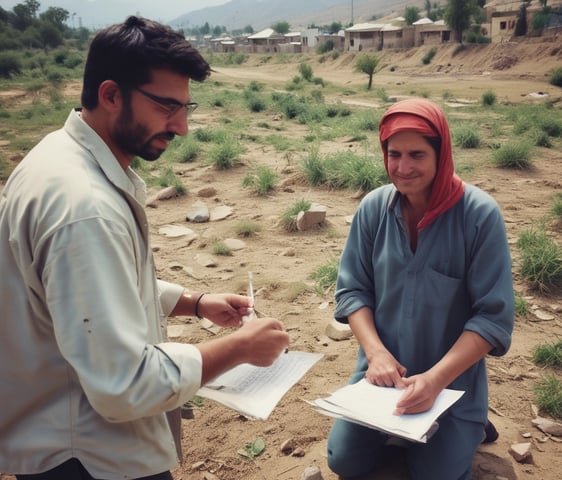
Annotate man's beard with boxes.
[113,100,175,161]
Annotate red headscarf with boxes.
[379,98,464,231]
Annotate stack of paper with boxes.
[307,379,464,443]
[197,351,323,420]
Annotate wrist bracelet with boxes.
[194,293,206,319]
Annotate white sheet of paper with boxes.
[308,379,464,443]
[197,351,323,420]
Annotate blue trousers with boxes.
[327,412,484,480]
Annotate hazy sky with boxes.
[0,0,230,26]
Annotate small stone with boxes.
[292,447,306,457]
[210,205,233,221]
[300,465,323,480]
[222,238,246,251]
[532,416,562,436]
[280,438,296,454]
[197,186,217,198]
[531,309,555,321]
[195,253,217,268]
[325,319,353,341]
[508,442,533,463]
[167,325,192,339]
[155,185,179,200]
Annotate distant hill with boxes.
[170,0,426,32]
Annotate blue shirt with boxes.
[334,184,514,423]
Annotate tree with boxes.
[354,54,381,90]
[444,0,478,43]
[404,6,421,25]
[40,7,69,30]
[515,4,528,36]
[271,21,290,34]
[328,21,342,34]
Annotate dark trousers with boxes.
[16,458,173,480]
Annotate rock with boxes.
[195,253,217,268]
[280,438,296,454]
[300,465,323,480]
[155,186,179,200]
[186,201,210,223]
[325,319,353,341]
[292,447,306,457]
[167,325,192,339]
[158,224,197,239]
[508,442,533,463]
[210,205,233,221]
[296,204,327,231]
[222,238,247,251]
[532,416,562,436]
[197,186,217,198]
[530,309,555,321]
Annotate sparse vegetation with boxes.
[242,165,277,196]
[280,199,312,232]
[517,229,562,293]
[422,47,437,65]
[533,375,562,420]
[533,342,562,368]
[212,241,233,256]
[491,142,533,169]
[234,219,262,237]
[310,257,339,295]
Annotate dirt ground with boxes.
[1,39,562,480]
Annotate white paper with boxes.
[197,351,323,420]
[308,379,464,443]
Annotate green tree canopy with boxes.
[271,21,290,34]
[354,54,381,90]
[444,0,478,43]
[404,6,421,25]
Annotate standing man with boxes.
[0,16,289,480]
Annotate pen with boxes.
[242,272,256,324]
[244,272,288,353]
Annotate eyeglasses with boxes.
[134,87,198,117]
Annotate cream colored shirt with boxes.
[0,110,202,478]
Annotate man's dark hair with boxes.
[81,16,211,109]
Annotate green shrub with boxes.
[549,66,562,87]
[157,167,186,195]
[234,220,262,237]
[422,47,437,65]
[310,258,339,295]
[517,229,562,293]
[533,375,562,420]
[242,165,277,196]
[453,126,481,148]
[246,94,267,113]
[481,91,496,106]
[207,140,244,170]
[514,293,528,317]
[301,148,326,186]
[0,51,22,78]
[212,241,232,256]
[176,139,200,163]
[532,342,562,368]
[280,199,312,232]
[552,193,562,223]
[298,62,314,82]
[492,142,532,169]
